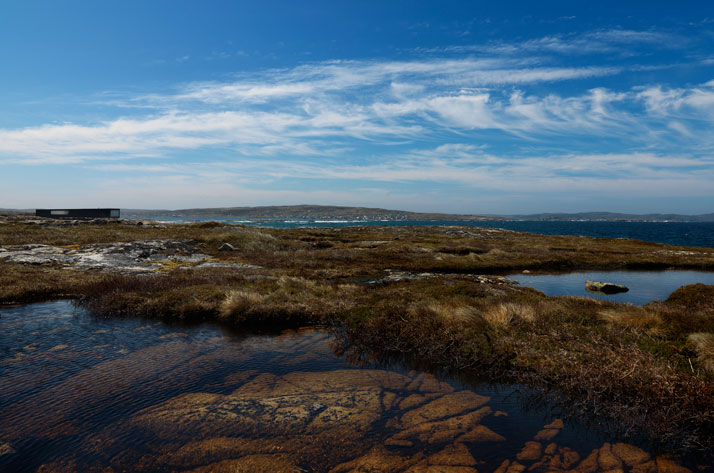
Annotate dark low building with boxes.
[36,208,120,219]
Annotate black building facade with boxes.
[36,209,120,219]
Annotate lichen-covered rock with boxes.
[0,239,232,274]
[585,280,629,294]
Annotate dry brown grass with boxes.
[688,332,714,373]
[599,305,664,335]
[483,304,512,327]
[408,301,486,328]
[483,302,536,327]
[218,289,265,319]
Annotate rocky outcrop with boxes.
[585,280,629,294]
[366,269,514,286]
[0,240,259,274]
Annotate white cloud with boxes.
[3,75,714,165]
[426,29,684,56]
[637,81,714,116]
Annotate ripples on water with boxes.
[0,301,707,472]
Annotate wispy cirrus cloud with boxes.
[420,29,687,56]
[1,27,713,213]
[86,146,714,203]
[3,72,714,164]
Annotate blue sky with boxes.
[1,1,714,214]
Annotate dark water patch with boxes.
[127,216,714,248]
[508,270,714,305]
[0,301,707,472]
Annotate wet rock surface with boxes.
[0,443,15,456]
[0,301,701,473]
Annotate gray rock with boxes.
[218,242,236,251]
[188,261,261,270]
[0,239,201,274]
[166,253,212,263]
[585,280,629,294]
[309,402,327,413]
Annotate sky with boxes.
[1,1,714,214]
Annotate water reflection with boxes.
[0,301,705,472]
[508,270,714,305]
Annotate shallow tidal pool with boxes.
[0,301,706,472]
[508,270,714,305]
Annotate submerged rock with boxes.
[185,454,298,473]
[0,442,15,456]
[329,445,421,473]
[585,280,629,294]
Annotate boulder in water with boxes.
[585,280,629,294]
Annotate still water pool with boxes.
[0,301,704,472]
[508,270,714,305]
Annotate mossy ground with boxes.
[1,218,714,454]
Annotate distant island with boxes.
[120,205,714,222]
[121,205,499,221]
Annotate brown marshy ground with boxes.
[1,216,714,455]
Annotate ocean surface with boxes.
[127,216,714,248]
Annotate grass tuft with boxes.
[599,305,663,335]
[688,332,714,373]
[219,289,265,320]
[483,302,536,327]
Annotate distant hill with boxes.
[507,212,714,222]
[122,205,499,221]
[121,206,714,222]
[1,206,711,222]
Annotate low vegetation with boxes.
[1,215,714,454]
